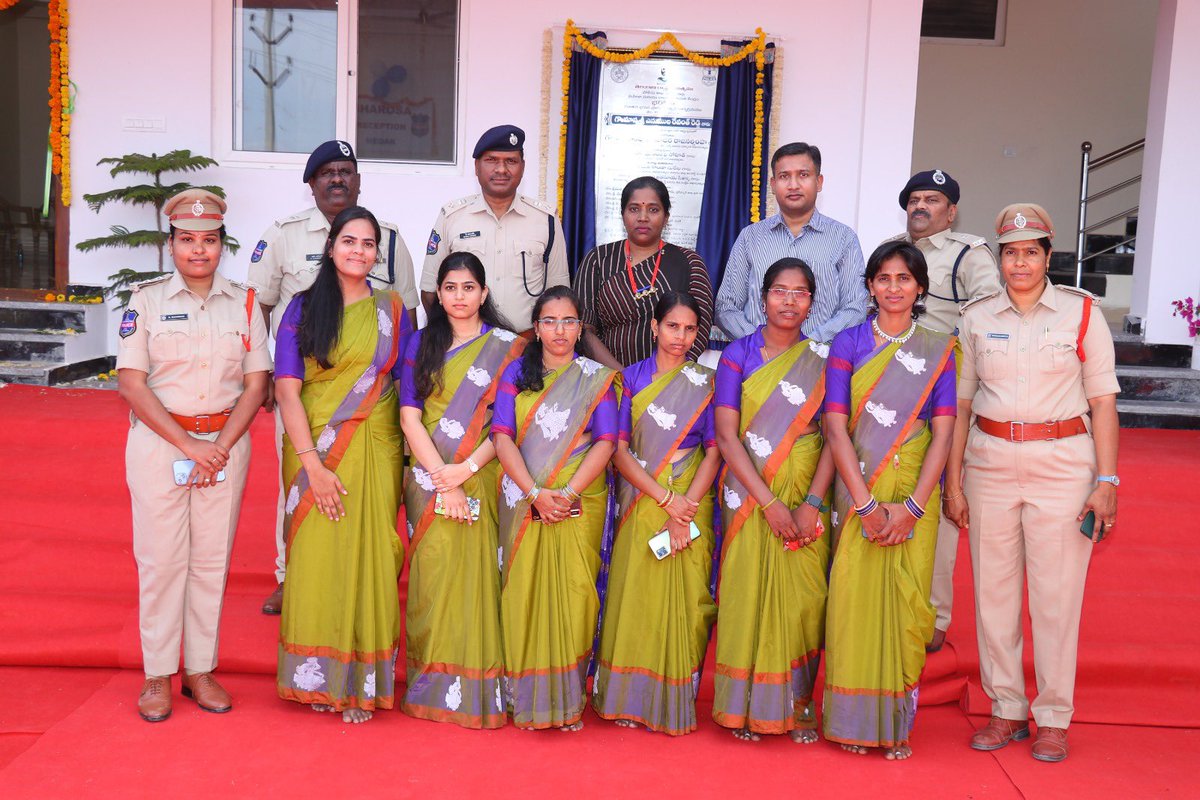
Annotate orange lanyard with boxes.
[625,240,664,299]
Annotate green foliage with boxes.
[78,151,236,307]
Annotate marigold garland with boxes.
[0,0,22,10]
[559,20,768,222]
[48,0,71,206]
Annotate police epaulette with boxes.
[946,231,989,248]
[1056,284,1102,305]
[959,291,1000,314]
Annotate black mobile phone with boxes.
[1079,510,1104,542]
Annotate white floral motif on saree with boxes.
[723,485,742,510]
[647,402,677,430]
[534,402,569,441]
[745,431,773,459]
[293,657,326,691]
[501,474,523,509]
[412,466,435,492]
[865,401,898,427]
[445,676,463,711]
[779,381,807,406]
[895,349,926,375]
[438,417,466,440]
[466,366,491,387]
[681,366,708,386]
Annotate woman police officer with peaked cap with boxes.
[943,203,1120,763]
[117,189,272,722]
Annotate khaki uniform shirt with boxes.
[885,228,1001,335]
[116,271,273,416]
[246,206,417,336]
[419,193,569,332]
[958,282,1120,423]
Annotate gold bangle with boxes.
[942,491,964,501]
[762,496,780,511]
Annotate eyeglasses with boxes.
[767,287,812,300]
[536,317,581,331]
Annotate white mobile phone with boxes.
[648,522,702,560]
[173,459,226,486]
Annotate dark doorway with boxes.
[1,1,60,293]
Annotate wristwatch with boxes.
[1095,474,1120,487]
[804,493,829,513]
[466,457,480,474]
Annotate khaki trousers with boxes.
[127,419,251,676]
[964,426,1095,729]
[273,408,287,582]
[930,511,960,632]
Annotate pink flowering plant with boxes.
[1171,297,1200,338]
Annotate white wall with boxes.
[69,0,924,352]
[911,0,1157,246]
[1131,0,1200,346]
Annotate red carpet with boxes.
[0,383,1197,796]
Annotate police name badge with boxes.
[1014,212,1028,229]
[191,200,205,216]
[932,169,946,185]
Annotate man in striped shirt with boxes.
[715,142,868,343]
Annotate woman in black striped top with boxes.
[574,177,714,368]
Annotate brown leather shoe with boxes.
[1032,726,1069,762]
[926,628,948,653]
[138,676,172,722]
[261,582,284,615]
[181,672,232,713]
[970,716,1030,750]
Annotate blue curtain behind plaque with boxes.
[695,41,775,295]
[562,33,606,276]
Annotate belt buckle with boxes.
[193,414,211,434]
[1009,421,1024,442]
[1043,421,1058,442]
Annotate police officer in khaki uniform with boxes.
[117,189,272,722]
[884,169,1002,652]
[944,203,1119,763]
[247,140,417,615]
[420,124,569,332]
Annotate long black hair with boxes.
[514,285,593,393]
[296,206,381,368]
[865,240,930,319]
[414,252,514,400]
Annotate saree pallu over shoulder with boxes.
[594,365,716,735]
[614,363,714,530]
[404,328,526,552]
[498,356,616,729]
[278,292,406,712]
[712,340,831,735]
[401,328,525,729]
[824,326,955,748]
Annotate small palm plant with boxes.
[76,150,239,307]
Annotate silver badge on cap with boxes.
[1014,211,1028,229]
[338,140,351,157]
[191,200,205,217]
[932,169,946,185]
[508,133,518,146]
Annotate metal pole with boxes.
[1075,142,1092,287]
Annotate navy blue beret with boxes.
[472,125,525,159]
[303,140,357,183]
[899,169,960,209]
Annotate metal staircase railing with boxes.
[1075,138,1144,287]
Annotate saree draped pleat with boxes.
[712,341,831,735]
[402,330,525,729]
[498,359,616,729]
[823,329,955,748]
[277,293,405,712]
[593,364,717,735]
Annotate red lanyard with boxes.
[625,240,664,299]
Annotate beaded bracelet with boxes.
[904,496,926,519]
[854,497,879,517]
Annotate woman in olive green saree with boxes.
[492,286,618,731]
[823,241,956,759]
[712,258,836,744]
[398,253,524,729]
[593,292,721,736]
[275,207,410,725]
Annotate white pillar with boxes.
[853,0,924,252]
[1131,0,1200,346]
